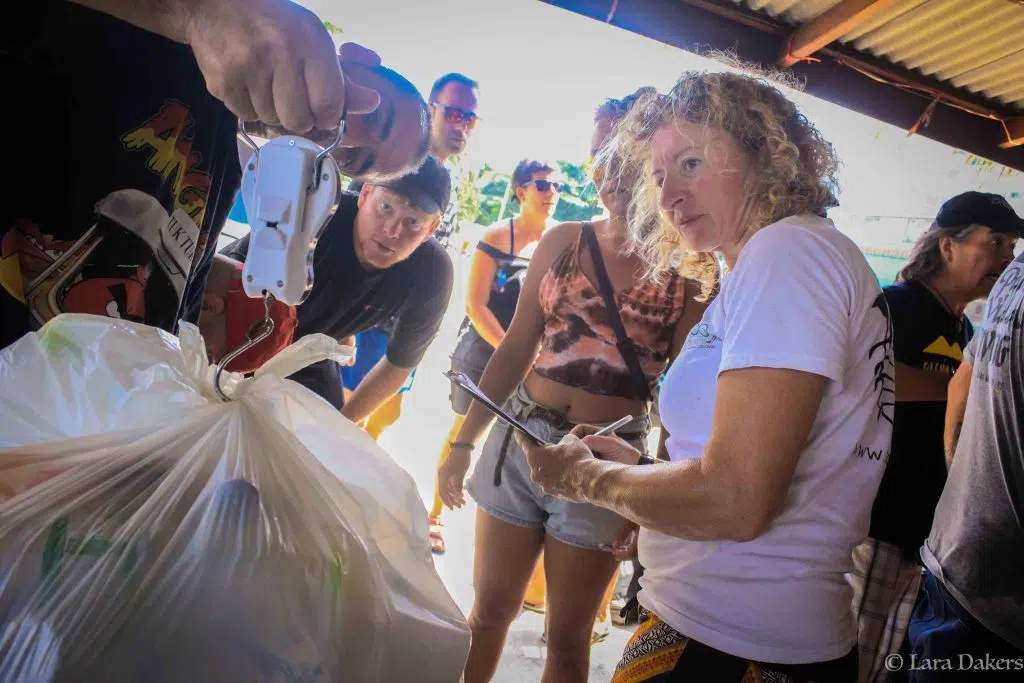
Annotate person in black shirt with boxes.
[849,191,1022,682]
[223,156,454,420]
[1,0,241,349]
[1,0,430,352]
[338,72,482,440]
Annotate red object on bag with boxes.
[222,264,297,374]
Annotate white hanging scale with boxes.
[213,122,343,401]
[237,121,343,306]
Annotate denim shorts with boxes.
[449,328,494,415]
[466,383,650,551]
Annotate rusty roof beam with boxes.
[680,0,787,35]
[779,0,903,67]
[676,0,1016,121]
[540,0,1024,170]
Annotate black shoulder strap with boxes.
[509,217,515,255]
[476,242,510,261]
[581,223,650,401]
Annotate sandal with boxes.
[428,516,446,555]
[539,629,609,646]
[521,601,546,615]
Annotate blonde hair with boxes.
[603,59,840,299]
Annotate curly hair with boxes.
[595,86,659,125]
[589,87,657,206]
[605,59,840,299]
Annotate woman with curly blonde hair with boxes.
[517,67,896,681]
[438,88,707,683]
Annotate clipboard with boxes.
[444,370,553,445]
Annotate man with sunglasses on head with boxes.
[426,72,481,248]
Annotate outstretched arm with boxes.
[70,0,378,132]
[944,359,973,468]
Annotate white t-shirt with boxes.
[641,215,895,664]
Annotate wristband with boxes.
[450,441,475,451]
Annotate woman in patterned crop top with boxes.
[438,90,708,683]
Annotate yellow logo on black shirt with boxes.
[923,336,964,362]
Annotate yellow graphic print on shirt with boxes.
[2,100,211,326]
[121,99,215,226]
[923,336,964,362]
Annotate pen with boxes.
[591,415,633,438]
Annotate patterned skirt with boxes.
[612,613,858,683]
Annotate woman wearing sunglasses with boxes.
[438,89,706,683]
[430,159,561,554]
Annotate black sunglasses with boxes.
[431,103,479,128]
[524,179,564,193]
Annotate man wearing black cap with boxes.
[907,206,1024,680]
[222,156,454,419]
[849,191,1021,682]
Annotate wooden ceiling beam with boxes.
[539,0,1024,169]
[779,0,902,67]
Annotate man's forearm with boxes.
[945,422,963,469]
[70,0,193,42]
[342,359,410,423]
[944,360,973,468]
[583,457,747,542]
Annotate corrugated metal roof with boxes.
[733,0,1024,110]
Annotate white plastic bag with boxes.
[0,314,470,682]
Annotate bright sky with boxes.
[299,0,1023,232]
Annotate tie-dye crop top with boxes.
[533,225,687,400]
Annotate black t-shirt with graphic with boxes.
[870,279,974,558]
[0,1,240,350]
[222,192,454,408]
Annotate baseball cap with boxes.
[223,264,298,374]
[935,192,1024,237]
[374,155,451,214]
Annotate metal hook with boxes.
[214,290,276,402]
[310,111,346,193]
[238,117,344,194]
[237,121,261,166]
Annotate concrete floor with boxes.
[373,244,638,681]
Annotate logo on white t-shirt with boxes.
[684,322,721,351]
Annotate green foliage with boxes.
[553,191,604,223]
[322,20,343,35]
[552,160,603,223]
[455,164,484,224]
